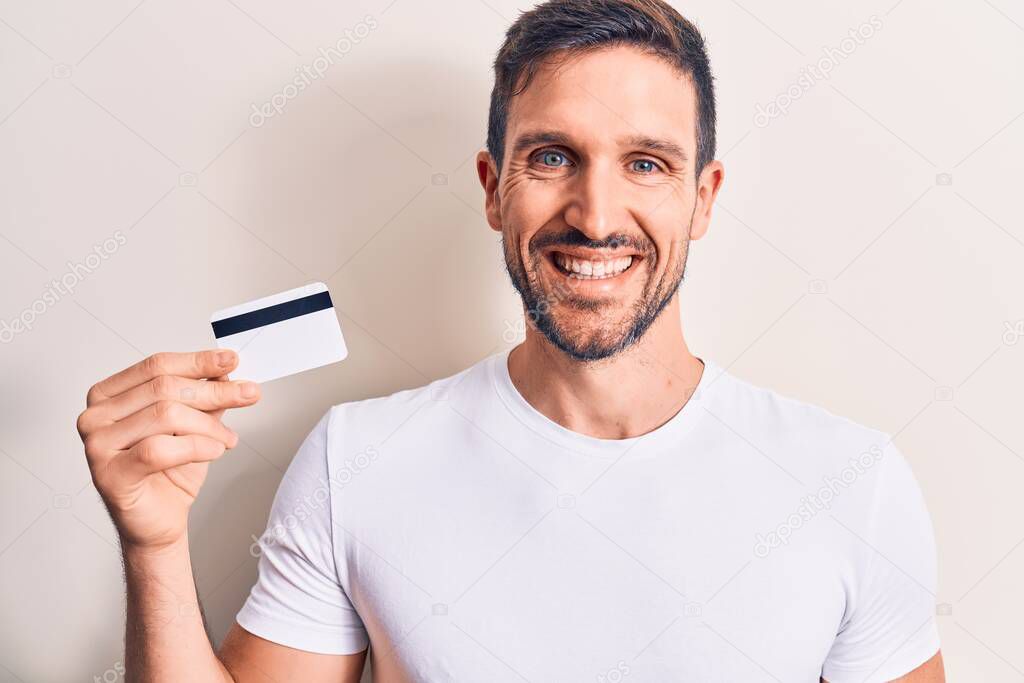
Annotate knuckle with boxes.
[150,374,177,400]
[152,399,179,423]
[86,384,104,407]
[82,434,102,462]
[144,352,169,377]
[212,379,232,403]
[76,409,93,438]
[134,437,161,468]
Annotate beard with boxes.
[502,225,690,363]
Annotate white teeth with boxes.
[554,253,634,279]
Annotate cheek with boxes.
[659,234,688,269]
[503,197,559,259]
[645,192,694,262]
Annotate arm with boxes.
[122,534,367,683]
[819,651,946,683]
[887,651,944,682]
[822,650,945,683]
[121,536,230,681]
[78,350,366,682]
[219,622,366,682]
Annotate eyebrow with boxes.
[624,134,689,164]
[510,129,689,164]
[511,130,573,157]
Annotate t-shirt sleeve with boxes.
[821,440,941,682]
[235,407,370,655]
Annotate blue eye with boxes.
[632,159,658,173]
[538,150,568,167]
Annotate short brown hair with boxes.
[486,0,716,178]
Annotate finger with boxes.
[87,350,238,406]
[85,374,260,427]
[207,373,231,421]
[120,434,229,478]
[92,400,238,454]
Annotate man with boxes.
[76,0,944,680]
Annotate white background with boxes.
[1,0,1022,680]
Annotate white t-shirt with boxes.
[237,350,940,682]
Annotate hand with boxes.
[76,350,261,552]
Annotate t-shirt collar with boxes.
[488,346,720,458]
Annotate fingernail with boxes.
[217,350,235,368]
[239,382,259,398]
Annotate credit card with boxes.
[210,282,347,383]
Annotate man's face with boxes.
[478,45,722,362]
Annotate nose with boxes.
[562,160,627,243]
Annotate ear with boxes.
[476,150,503,233]
[689,159,725,241]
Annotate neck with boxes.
[506,297,704,440]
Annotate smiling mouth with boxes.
[549,251,638,280]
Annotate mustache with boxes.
[529,228,653,255]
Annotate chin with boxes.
[532,310,641,362]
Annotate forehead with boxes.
[506,44,698,153]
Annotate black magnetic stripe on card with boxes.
[211,290,333,338]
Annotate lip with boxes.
[541,247,644,294]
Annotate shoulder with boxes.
[707,365,936,584]
[700,363,932,533]
[322,354,491,456]
[702,363,896,480]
